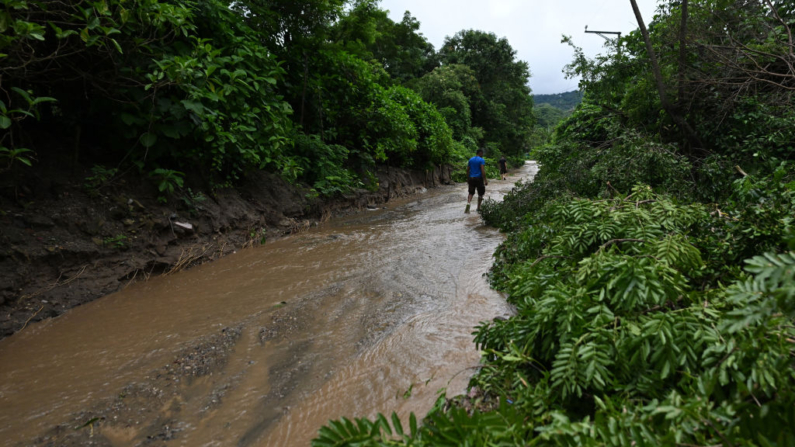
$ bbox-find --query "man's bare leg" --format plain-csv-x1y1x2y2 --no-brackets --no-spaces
477,196,483,211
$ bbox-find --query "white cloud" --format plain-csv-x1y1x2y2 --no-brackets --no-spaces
488,0,522,18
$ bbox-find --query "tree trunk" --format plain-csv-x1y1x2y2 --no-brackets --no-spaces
677,0,688,107
300,52,308,127
629,0,703,151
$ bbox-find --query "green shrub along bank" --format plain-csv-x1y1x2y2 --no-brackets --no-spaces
1,0,534,198
314,0,795,445
1,0,294,183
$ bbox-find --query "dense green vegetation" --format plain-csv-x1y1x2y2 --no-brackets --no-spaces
530,91,582,151
533,103,569,129
533,90,583,112
1,0,534,197
314,0,795,445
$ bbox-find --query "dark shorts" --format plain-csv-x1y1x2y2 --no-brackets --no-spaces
499,164,508,174
468,176,485,196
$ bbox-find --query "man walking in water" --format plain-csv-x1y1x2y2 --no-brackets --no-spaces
465,149,487,214
498,155,508,180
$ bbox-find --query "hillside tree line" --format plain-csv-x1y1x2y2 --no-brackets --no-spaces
0,0,535,196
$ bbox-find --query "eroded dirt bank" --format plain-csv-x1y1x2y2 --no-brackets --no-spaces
0,165,452,339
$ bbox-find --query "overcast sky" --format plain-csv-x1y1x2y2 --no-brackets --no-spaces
379,0,660,95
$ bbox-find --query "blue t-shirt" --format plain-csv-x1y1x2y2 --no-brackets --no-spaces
468,156,485,178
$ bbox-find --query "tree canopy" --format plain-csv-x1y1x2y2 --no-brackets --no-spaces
1,0,535,195
437,30,536,158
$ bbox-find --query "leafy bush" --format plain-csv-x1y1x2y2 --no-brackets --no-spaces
385,86,453,168
471,188,795,446
103,234,128,249
84,165,119,193
411,64,481,142
2,0,515,194
2,0,292,183
482,104,694,231
309,51,454,171
0,147,34,172
293,133,362,197
0,87,55,172
150,168,185,203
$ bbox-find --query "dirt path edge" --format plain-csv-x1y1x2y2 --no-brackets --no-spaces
0,164,453,340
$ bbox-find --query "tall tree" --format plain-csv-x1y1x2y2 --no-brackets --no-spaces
438,30,535,156
231,0,346,128
332,1,437,83
231,0,345,54
629,0,703,150
412,64,483,141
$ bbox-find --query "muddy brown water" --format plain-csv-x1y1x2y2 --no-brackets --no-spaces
0,162,537,447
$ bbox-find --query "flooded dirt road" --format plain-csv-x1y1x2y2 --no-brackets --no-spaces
0,162,537,447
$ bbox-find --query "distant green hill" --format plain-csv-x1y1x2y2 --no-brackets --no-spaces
534,103,568,129
532,91,583,129
533,90,583,111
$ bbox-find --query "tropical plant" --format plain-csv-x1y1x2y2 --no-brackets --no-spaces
2,0,292,183
0,87,56,172
150,168,184,203
84,165,119,192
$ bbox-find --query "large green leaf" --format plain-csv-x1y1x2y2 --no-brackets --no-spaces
139,132,157,148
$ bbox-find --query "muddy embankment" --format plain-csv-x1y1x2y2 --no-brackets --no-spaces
0,165,453,339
